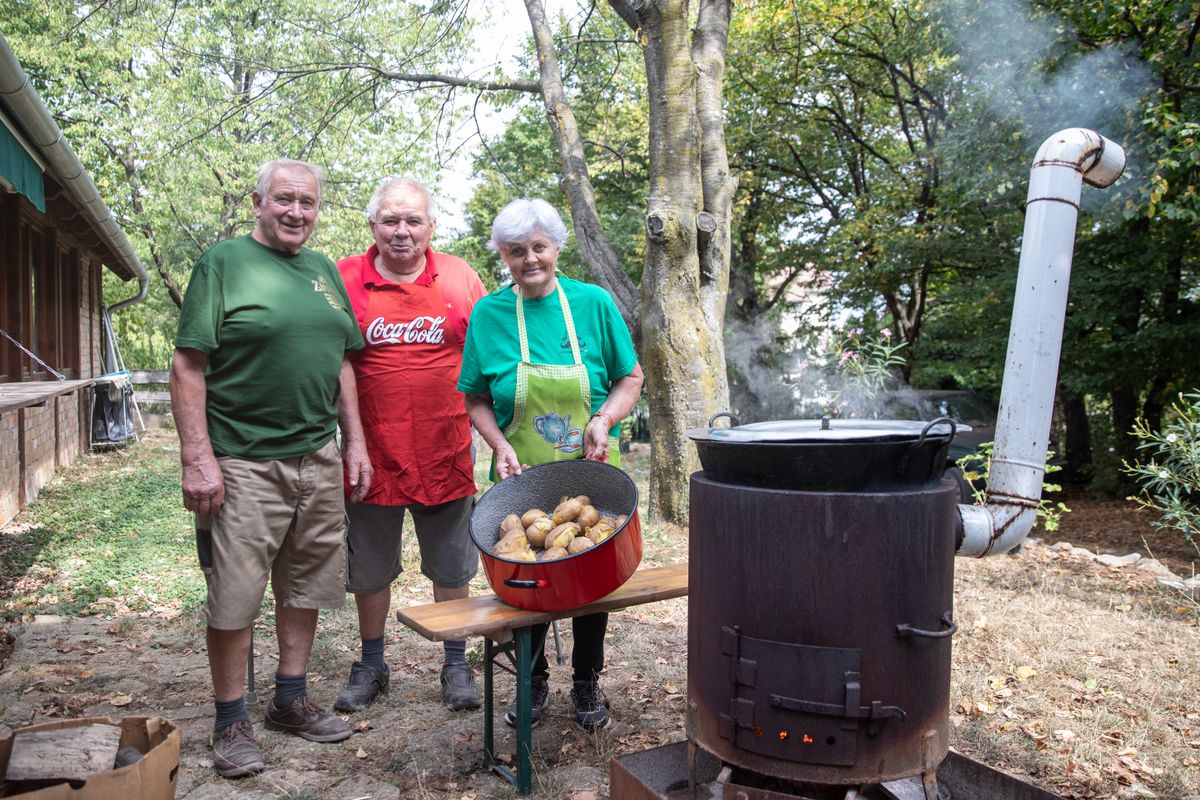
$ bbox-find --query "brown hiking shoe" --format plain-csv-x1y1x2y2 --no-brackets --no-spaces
265,695,352,743
211,720,265,778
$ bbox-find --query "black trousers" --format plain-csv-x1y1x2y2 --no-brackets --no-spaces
528,612,608,683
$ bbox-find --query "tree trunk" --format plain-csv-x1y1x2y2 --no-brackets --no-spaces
524,0,641,330
1059,391,1091,484
631,0,733,523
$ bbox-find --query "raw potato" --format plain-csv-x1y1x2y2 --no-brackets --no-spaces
576,504,601,530
520,508,547,528
552,497,583,525
493,533,528,555
541,546,569,561
567,536,594,555
500,514,525,537
525,516,555,548
548,522,581,550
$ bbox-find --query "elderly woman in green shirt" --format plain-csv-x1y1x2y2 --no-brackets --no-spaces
458,198,643,731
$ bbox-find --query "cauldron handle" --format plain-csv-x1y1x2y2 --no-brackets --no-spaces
918,416,956,443
708,411,738,431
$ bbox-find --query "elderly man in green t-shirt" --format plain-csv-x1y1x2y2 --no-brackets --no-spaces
170,159,372,779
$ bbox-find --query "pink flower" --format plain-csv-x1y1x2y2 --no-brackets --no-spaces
880,327,892,339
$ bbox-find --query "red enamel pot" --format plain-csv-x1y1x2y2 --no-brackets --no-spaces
471,460,643,611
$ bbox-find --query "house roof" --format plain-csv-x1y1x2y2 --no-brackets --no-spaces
0,31,149,291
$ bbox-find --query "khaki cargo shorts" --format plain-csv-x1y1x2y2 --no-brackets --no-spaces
197,439,347,630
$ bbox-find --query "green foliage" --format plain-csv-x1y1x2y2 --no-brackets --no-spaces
0,441,204,621
828,329,908,416
3,0,462,367
1123,392,1200,555
448,6,647,289
958,443,1070,532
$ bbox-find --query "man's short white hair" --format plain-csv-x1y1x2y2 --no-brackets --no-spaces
365,177,439,223
488,198,568,250
255,159,326,207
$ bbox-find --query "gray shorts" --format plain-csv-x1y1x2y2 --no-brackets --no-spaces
345,495,478,593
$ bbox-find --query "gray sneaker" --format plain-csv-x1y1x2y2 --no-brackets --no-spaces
570,680,611,731
211,720,265,778
440,662,482,711
503,677,550,728
335,661,389,712
265,695,352,743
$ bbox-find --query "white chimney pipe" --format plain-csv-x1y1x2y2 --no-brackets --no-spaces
957,128,1126,557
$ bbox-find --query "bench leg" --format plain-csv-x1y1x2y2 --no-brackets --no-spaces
483,628,534,796
483,638,495,769
515,626,532,795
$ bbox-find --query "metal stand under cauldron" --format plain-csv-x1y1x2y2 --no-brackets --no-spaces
610,129,1128,800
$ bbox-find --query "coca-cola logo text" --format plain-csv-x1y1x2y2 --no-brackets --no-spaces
366,315,447,345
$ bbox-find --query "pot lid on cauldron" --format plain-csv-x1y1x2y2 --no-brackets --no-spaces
687,414,967,444
686,413,967,492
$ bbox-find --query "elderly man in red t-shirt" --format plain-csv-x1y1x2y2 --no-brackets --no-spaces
334,177,487,712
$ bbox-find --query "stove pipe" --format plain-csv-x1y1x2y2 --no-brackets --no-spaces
957,128,1126,557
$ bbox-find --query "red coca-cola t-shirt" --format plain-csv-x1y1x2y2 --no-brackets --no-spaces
337,246,487,506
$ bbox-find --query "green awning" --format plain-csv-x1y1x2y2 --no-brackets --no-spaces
0,117,44,211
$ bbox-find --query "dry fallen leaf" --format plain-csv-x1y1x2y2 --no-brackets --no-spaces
1015,665,1037,681
665,682,679,694
356,747,367,759
109,693,133,707
1053,729,1075,741
570,789,599,800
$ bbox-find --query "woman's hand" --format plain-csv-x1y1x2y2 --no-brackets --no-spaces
584,413,613,462
494,442,526,479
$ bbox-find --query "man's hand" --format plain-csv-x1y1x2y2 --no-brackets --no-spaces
344,440,373,503
182,450,225,517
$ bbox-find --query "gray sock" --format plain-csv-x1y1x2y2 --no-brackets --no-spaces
361,636,386,670
273,672,306,709
214,696,249,732
443,639,467,665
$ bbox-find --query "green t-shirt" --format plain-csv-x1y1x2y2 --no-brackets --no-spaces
175,235,365,459
457,276,639,433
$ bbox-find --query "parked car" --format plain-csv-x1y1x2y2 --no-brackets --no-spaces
877,389,997,502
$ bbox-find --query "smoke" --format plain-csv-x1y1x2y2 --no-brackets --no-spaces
938,0,1153,208
723,316,921,423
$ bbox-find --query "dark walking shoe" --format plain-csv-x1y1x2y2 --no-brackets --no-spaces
441,662,482,711
211,720,265,778
570,680,611,731
334,661,389,712
503,677,550,728
265,695,352,742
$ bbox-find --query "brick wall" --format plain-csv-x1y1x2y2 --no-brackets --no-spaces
0,390,89,529
22,403,55,510
0,412,18,527
56,390,82,468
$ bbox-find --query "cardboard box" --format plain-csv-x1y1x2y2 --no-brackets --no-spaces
0,717,178,799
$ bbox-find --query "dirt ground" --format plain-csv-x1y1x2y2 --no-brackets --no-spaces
0,455,1197,799
1052,488,1198,578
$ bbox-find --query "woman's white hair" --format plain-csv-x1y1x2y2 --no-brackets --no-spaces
488,198,568,250
255,159,326,207
365,177,439,223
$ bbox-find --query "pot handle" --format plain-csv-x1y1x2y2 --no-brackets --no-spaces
504,579,548,589
708,411,739,431
918,416,956,444
895,611,957,639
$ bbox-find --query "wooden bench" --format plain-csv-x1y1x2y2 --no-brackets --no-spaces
396,563,688,796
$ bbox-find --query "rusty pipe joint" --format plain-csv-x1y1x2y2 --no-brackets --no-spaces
956,129,1125,558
